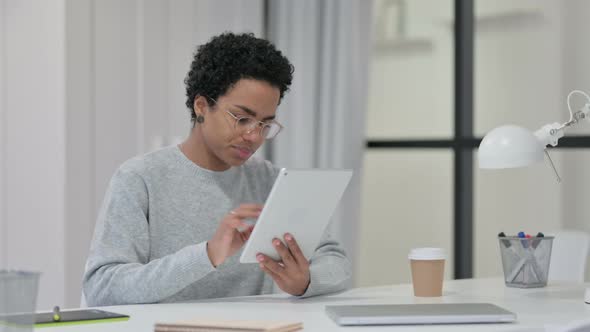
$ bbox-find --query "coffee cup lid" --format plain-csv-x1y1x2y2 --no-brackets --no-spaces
408,247,446,260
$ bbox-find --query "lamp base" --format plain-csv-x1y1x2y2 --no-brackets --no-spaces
585,287,590,304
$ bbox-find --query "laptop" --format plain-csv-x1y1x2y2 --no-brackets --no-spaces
325,303,517,326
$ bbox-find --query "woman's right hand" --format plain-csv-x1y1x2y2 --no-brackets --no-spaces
206,204,263,267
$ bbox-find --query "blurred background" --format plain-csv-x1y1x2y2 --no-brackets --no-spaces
1,0,590,309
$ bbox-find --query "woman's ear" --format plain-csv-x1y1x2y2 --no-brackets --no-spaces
193,96,208,115
193,96,212,122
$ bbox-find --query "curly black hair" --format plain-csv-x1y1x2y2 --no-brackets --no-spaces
184,32,294,124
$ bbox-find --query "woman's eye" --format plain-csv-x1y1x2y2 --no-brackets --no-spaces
237,117,253,126
261,125,270,136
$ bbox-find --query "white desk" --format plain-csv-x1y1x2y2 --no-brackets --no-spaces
42,278,590,331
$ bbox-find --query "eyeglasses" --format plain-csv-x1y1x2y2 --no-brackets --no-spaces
223,110,283,139
206,96,284,139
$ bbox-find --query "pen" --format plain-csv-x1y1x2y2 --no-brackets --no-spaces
532,232,544,249
498,232,511,248
53,306,61,322
518,231,529,248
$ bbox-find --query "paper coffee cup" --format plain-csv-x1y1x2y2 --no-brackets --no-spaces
408,248,446,297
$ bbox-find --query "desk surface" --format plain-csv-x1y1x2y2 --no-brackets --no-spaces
42,278,590,331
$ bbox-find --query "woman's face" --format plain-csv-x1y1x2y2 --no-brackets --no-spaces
193,78,281,170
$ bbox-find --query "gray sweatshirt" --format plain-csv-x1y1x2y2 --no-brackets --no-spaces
83,145,351,306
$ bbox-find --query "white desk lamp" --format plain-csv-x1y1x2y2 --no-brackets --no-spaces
477,90,590,304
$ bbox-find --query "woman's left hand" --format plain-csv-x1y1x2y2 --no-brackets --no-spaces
257,233,310,296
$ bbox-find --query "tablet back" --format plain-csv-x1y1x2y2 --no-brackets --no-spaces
239,169,353,263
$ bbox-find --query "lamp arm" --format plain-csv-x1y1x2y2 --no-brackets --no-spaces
575,102,590,123
534,91,590,148
534,123,564,147
554,101,590,132
531,92,590,183
533,123,564,183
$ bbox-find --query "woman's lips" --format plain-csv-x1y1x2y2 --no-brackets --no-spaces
233,146,253,159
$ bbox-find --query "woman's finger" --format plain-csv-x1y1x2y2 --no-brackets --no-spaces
284,233,308,266
257,254,286,278
259,263,283,282
272,238,296,268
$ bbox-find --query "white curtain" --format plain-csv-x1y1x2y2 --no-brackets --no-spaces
268,0,373,284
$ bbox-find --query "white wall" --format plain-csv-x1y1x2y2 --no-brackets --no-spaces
0,0,5,269
562,0,590,233
64,0,95,308
1,0,67,309
2,0,264,309
561,0,590,280
358,150,454,286
358,0,454,287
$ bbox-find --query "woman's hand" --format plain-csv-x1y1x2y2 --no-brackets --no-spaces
207,204,262,267
257,233,311,296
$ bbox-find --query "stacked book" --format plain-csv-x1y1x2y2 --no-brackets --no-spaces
154,319,303,332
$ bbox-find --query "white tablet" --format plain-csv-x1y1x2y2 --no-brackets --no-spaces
239,168,353,263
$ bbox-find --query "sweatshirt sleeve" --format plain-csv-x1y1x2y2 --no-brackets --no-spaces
299,226,352,298
82,168,216,306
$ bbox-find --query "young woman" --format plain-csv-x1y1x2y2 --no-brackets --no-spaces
83,32,351,306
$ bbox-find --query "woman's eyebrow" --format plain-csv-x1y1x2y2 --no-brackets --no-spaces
234,104,275,120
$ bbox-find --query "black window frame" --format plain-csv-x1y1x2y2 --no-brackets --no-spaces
367,0,590,279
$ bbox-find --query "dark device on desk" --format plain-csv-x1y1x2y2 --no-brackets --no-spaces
34,308,129,327
325,303,517,325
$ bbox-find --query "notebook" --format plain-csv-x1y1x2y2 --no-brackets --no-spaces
0,309,129,328
154,319,303,332
325,303,517,325
35,309,129,327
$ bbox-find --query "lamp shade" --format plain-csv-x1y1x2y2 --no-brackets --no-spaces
478,125,545,169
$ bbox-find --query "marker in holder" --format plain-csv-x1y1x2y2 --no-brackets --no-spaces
498,235,554,288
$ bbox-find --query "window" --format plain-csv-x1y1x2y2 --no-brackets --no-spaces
361,0,590,286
